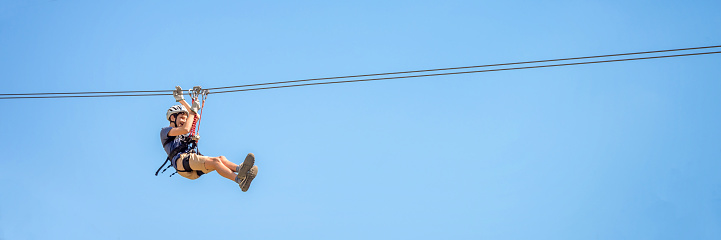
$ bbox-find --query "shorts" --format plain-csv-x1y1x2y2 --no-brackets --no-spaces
175,153,214,180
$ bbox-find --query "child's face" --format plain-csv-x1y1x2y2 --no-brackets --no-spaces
174,113,188,126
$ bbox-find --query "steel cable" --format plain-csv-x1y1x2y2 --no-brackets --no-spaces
1,45,719,99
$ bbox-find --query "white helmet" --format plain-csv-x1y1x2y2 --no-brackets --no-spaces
166,105,189,121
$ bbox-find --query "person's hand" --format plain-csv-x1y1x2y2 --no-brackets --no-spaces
173,86,185,102
190,99,201,114
190,134,200,141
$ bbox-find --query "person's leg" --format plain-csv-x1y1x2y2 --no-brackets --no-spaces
218,156,239,172
198,156,238,181
174,153,201,180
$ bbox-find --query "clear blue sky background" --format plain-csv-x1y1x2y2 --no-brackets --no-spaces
1,0,720,239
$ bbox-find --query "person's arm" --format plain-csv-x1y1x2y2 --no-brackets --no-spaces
168,86,198,137
168,109,195,136
178,99,195,115
174,86,201,116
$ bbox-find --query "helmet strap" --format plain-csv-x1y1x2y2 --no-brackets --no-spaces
170,113,179,127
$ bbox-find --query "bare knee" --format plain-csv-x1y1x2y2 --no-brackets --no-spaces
209,157,222,165
219,156,228,161
204,157,223,170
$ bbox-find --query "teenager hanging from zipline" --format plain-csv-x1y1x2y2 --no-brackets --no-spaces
156,86,258,192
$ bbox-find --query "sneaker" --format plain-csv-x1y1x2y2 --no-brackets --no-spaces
235,153,255,175
239,166,258,192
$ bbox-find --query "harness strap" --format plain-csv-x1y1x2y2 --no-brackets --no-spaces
155,158,171,176
181,155,192,172
155,138,192,176
156,141,206,177
179,155,205,177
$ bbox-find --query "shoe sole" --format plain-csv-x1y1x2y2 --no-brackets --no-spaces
237,153,255,176
240,166,258,192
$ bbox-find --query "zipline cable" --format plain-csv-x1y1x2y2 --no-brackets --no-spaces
4,45,719,96
205,45,721,91
0,89,171,96
0,93,169,99
3,45,719,97
208,50,721,93
1,46,720,99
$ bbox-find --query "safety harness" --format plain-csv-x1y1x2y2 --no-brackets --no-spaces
155,86,209,177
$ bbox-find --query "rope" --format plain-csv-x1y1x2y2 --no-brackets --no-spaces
188,88,208,138
189,93,199,137
196,92,207,137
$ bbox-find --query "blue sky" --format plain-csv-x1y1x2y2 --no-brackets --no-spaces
1,0,720,239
